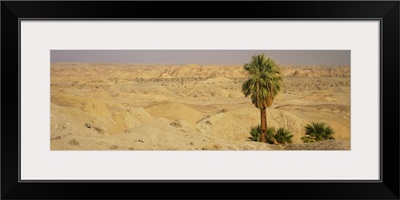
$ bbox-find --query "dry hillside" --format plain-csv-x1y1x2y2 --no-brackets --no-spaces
50,63,350,150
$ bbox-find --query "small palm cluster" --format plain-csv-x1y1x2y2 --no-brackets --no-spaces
301,122,335,143
248,125,293,145
274,128,294,145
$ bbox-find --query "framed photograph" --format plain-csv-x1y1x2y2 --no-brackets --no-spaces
2,1,399,199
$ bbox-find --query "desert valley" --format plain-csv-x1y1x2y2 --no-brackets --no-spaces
51,63,350,150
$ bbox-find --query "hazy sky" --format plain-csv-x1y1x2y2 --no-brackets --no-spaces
51,50,350,66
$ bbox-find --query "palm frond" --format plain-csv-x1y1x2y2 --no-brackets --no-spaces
302,122,335,143
275,128,293,144
241,54,283,109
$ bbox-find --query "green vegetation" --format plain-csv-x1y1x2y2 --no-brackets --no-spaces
248,125,275,143
274,128,293,144
248,125,293,145
301,122,335,143
242,54,283,142
248,125,261,142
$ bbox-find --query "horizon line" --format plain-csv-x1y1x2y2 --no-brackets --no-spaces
50,62,350,67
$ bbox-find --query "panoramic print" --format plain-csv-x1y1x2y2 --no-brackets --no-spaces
50,50,350,150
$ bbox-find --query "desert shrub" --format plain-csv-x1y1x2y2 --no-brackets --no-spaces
301,122,335,143
248,125,261,142
248,125,275,142
248,125,292,145
265,127,276,144
274,128,293,144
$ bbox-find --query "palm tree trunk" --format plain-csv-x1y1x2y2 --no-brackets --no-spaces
260,108,267,142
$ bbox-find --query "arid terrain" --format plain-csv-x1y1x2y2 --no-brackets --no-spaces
50,63,350,150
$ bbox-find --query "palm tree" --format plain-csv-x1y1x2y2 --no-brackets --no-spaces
242,54,283,142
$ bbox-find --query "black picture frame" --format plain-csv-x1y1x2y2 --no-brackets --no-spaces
2,1,399,199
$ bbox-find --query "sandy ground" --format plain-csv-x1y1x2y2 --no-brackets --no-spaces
50,63,350,150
